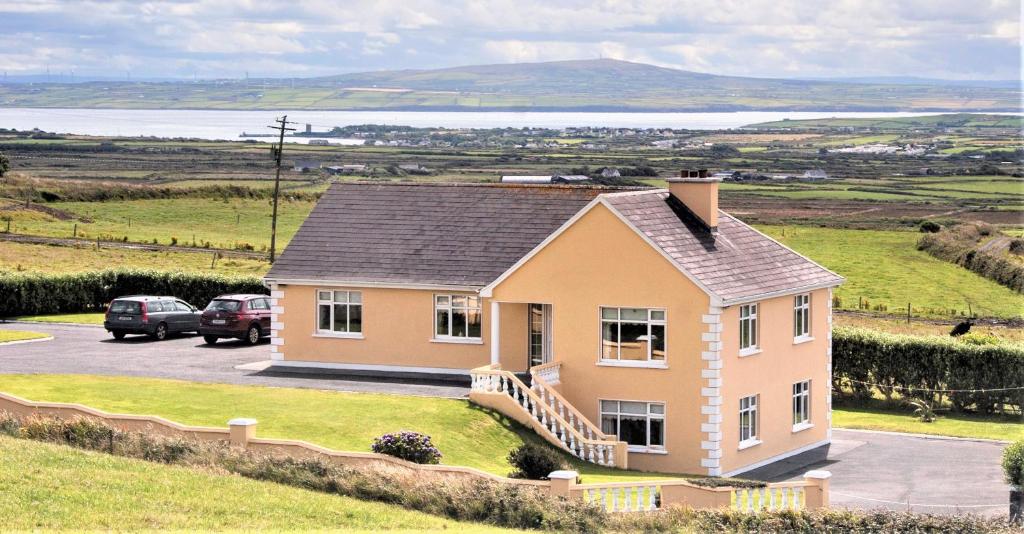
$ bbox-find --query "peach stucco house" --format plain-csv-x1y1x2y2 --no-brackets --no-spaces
264,174,843,476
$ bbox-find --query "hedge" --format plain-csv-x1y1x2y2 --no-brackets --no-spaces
918,223,1024,294
833,326,1024,415
0,270,266,317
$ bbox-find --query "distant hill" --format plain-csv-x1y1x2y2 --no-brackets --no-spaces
743,113,1023,130
0,59,1019,112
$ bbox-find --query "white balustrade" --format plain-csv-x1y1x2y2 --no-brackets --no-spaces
733,486,805,512
584,485,659,512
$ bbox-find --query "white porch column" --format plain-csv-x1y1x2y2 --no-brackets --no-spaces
490,300,500,365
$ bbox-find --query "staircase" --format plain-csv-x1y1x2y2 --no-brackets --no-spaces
469,363,628,469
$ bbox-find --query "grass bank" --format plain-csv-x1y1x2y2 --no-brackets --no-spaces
0,329,49,343
832,404,1023,442
0,436,511,532
759,225,1023,319
0,374,673,483
11,312,105,325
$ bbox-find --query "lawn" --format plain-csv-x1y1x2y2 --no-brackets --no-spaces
832,404,1023,442
12,312,105,324
0,197,316,251
0,329,50,343
0,374,675,483
759,226,1024,319
0,240,269,275
0,436,512,532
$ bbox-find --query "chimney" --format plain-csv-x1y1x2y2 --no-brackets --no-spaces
666,169,719,231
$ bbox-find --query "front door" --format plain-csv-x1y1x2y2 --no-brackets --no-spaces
528,303,551,367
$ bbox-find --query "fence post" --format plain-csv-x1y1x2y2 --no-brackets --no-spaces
228,418,257,447
803,470,832,509
548,470,579,500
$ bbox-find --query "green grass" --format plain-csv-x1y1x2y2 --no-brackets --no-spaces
759,226,1024,319
833,405,1023,442
13,313,105,324
0,240,270,275
0,329,49,343
0,374,674,483
0,436,512,532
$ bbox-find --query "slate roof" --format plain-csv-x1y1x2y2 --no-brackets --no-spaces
602,190,843,303
266,182,605,287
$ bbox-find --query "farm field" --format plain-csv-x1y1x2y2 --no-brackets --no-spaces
834,312,1024,342
0,374,678,483
758,225,1024,319
0,240,269,274
0,436,510,532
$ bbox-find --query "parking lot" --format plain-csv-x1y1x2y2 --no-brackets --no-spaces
0,322,470,397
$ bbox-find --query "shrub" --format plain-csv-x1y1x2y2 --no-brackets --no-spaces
688,477,766,489
507,443,567,480
919,220,941,233
1010,239,1024,255
371,431,441,464
1004,440,1024,487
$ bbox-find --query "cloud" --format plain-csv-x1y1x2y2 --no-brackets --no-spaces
0,0,1018,80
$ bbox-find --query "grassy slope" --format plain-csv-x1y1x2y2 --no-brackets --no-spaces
0,329,49,342
0,374,674,483
759,226,1023,319
0,436,512,532
0,240,269,275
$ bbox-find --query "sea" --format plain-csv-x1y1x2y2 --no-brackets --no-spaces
0,108,1015,144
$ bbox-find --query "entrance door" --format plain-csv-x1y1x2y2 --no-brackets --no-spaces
528,303,552,367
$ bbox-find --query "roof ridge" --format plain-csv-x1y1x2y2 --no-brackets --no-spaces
331,180,651,192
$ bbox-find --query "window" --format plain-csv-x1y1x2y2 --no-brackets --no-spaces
793,381,811,427
794,294,811,339
317,290,362,335
249,298,270,311
435,295,481,339
174,301,193,312
600,307,666,363
739,395,759,446
739,304,759,353
600,400,665,451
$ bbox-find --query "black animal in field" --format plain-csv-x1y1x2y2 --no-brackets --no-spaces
949,320,973,337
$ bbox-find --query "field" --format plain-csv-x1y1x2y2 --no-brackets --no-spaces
0,436,510,532
0,329,49,343
0,240,269,274
0,374,676,483
759,226,1023,319
832,404,1023,441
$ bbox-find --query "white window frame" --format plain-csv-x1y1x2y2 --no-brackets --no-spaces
739,303,760,356
792,380,813,432
738,394,760,449
315,289,364,339
598,307,667,367
599,399,667,453
793,293,812,342
433,294,482,343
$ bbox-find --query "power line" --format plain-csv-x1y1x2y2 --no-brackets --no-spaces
267,115,296,264
842,378,1024,394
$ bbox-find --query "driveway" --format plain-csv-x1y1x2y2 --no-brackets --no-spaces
751,429,1010,517
0,322,469,398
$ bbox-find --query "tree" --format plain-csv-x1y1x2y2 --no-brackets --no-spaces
0,152,8,178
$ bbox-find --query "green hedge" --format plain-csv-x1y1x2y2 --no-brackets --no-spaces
833,326,1024,415
0,270,266,317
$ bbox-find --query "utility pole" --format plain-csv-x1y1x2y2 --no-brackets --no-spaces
267,115,296,263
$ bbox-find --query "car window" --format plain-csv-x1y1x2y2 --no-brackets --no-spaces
206,300,241,312
109,300,141,314
148,301,164,312
249,299,268,310
262,298,272,310
175,301,193,312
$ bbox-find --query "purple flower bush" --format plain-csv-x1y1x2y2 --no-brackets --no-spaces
371,431,442,464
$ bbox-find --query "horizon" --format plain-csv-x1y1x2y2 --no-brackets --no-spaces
1,1,1020,82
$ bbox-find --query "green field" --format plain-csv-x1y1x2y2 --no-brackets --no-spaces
759,226,1024,319
0,329,49,343
0,436,510,532
12,313,105,324
832,404,1023,441
0,240,269,274
0,374,675,483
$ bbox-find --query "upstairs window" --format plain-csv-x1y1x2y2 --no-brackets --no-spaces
739,304,759,354
435,295,482,339
600,307,666,363
794,294,811,339
317,290,362,335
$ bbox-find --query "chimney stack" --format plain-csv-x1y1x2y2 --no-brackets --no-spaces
666,169,719,231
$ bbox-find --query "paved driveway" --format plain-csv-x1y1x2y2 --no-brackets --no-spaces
0,322,1012,516
0,322,468,397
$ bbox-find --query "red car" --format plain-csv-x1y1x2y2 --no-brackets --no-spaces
199,294,272,345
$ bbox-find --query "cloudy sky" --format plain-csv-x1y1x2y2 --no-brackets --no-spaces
1,0,1020,81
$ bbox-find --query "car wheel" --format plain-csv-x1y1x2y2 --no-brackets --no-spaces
112,331,126,340
152,323,168,341
203,335,219,345
245,325,261,345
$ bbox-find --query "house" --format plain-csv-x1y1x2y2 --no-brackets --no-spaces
264,172,843,477
801,170,829,180
600,167,621,178
293,160,321,172
324,164,367,175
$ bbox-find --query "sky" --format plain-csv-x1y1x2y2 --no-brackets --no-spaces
0,0,1020,81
